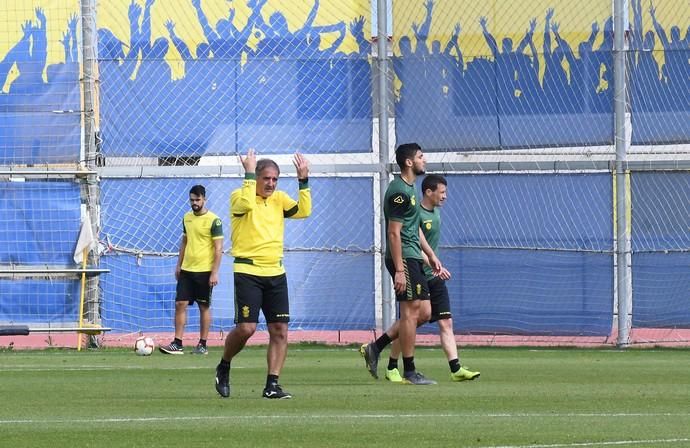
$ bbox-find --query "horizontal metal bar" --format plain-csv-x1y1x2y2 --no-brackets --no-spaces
97,160,690,177
27,327,112,333
0,169,97,176
0,268,109,276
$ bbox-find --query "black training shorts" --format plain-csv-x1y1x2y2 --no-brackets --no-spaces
428,276,452,322
176,270,212,306
385,257,430,302
233,272,290,324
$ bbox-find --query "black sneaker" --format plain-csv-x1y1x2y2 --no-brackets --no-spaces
262,383,292,399
215,363,230,398
191,344,208,355
402,371,437,385
159,342,184,355
359,343,379,379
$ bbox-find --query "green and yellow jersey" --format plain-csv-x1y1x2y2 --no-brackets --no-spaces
181,210,223,272
384,175,422,260
420,205,441,280
231,174,311,277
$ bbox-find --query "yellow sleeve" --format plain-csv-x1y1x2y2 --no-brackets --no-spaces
231,174,257,215
283,180,311,219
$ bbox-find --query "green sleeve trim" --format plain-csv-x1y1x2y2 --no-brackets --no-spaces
284,204,299,218
210,218,223,238
298,178,309,190
244,173,256,180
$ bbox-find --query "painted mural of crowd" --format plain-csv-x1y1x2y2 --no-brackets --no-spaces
97,0,370,140
0,8,81,163
93,0,372,154
1,0,688,157
395,0,689,119
0,0,371,158
0,8,80,101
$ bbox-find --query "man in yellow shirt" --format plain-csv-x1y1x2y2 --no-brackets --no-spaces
215,149,311,399
160,185,223,355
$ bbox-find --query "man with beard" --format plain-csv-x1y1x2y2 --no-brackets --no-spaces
383,174,480,383
160,185,224,355
361,143,442,385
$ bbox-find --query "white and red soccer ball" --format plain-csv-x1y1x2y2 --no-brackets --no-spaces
134,336,155,356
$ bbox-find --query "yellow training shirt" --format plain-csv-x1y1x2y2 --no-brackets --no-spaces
180,210,223,272
231,174,311,276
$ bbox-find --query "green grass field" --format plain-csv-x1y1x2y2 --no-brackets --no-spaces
2,345,690,447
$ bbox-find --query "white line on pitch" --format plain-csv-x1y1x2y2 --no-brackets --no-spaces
486,438,690,448
0,365,244,372
1,413,689,425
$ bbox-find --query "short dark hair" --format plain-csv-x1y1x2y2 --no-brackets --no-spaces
395,142,421,170
189,184,206,197
256,159,280,176
421,174,447,194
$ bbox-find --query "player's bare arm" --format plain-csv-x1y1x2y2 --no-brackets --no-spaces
388,220,406,294
419,228,442,275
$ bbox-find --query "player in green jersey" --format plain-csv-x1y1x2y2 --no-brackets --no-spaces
361,143,442,385
385,174,480,383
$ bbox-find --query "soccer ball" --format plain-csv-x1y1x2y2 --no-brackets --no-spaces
134,336,155,356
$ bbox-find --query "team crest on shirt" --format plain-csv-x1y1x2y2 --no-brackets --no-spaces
242,306,250,318
411,196,416,206
416,284,422,295
424,221,432,230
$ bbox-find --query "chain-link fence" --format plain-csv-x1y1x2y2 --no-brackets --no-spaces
0,0,688,346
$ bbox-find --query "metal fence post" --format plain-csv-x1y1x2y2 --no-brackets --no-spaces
614,0,632,347
377,0,393,332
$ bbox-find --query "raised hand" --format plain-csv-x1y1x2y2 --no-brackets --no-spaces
546,8,554,21
68,14,78,33
552,22,560,34
453,23,461,37
479,16,488,30
129,1,142,22
528,18,537,34
425,0,434,12
61,31,71,49
238,148,256,175
21,20,33,37
35,7,46,27
164,19,175,34
349,15,365,36
293,152,309,180
191,0,201,9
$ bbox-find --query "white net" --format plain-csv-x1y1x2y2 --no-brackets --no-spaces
97,175,377,335
0,0,688,347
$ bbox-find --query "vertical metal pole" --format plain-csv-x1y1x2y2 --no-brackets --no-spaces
614,0,631,347
377,0,393,331
81,0,102,346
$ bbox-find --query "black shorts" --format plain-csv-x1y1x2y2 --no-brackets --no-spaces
233,272,289,324
428,276,452,323
385,258,430,302
176,270,212,306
